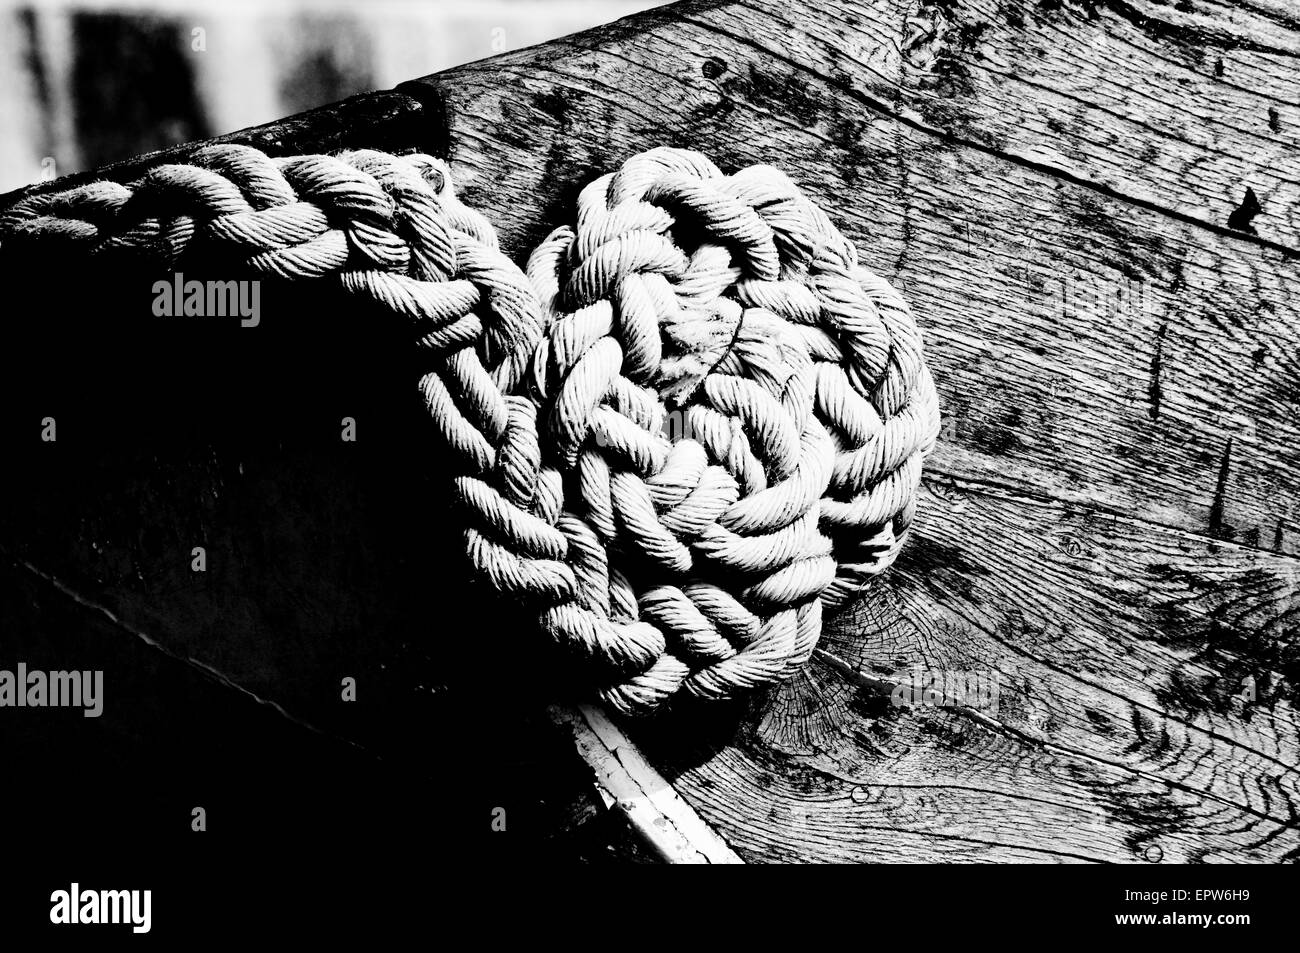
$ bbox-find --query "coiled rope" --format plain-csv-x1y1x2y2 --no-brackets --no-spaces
0,144,940,715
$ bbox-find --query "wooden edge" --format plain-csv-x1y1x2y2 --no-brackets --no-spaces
0,89,430,207
547,703,744,864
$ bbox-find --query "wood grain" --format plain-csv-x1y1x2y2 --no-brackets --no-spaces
401,0,1300,860
410,0,1300,562
752,0,1300,250
0,0,1296,862
642,699,1300,862
621,472,1299,862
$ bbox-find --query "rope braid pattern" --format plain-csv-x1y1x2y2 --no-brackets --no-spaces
0,144,940,715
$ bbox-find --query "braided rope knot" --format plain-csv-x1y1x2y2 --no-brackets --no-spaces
454,148,940,713
0,144,939,716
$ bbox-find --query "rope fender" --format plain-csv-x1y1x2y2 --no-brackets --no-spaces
0,144,941,715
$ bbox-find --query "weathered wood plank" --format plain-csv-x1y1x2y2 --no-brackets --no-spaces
398,0,1300,860
2,0,1297,863
549,703,744,862
621,472,1299,862
756,0,1300,249
408,0,1300,563
639,697,1300,862
838,475,1297,840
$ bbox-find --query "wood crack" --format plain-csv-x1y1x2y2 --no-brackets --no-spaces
923,465,1300,565
817,648,1300,829
684,10,1300,258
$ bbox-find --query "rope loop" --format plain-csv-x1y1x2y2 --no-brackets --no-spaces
0,144,940,715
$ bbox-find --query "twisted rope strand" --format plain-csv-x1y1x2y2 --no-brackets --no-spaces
0,144,941,715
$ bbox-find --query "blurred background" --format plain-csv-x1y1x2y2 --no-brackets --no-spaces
0,0,667,193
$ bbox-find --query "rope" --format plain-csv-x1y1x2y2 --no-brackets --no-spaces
0,144,941,715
